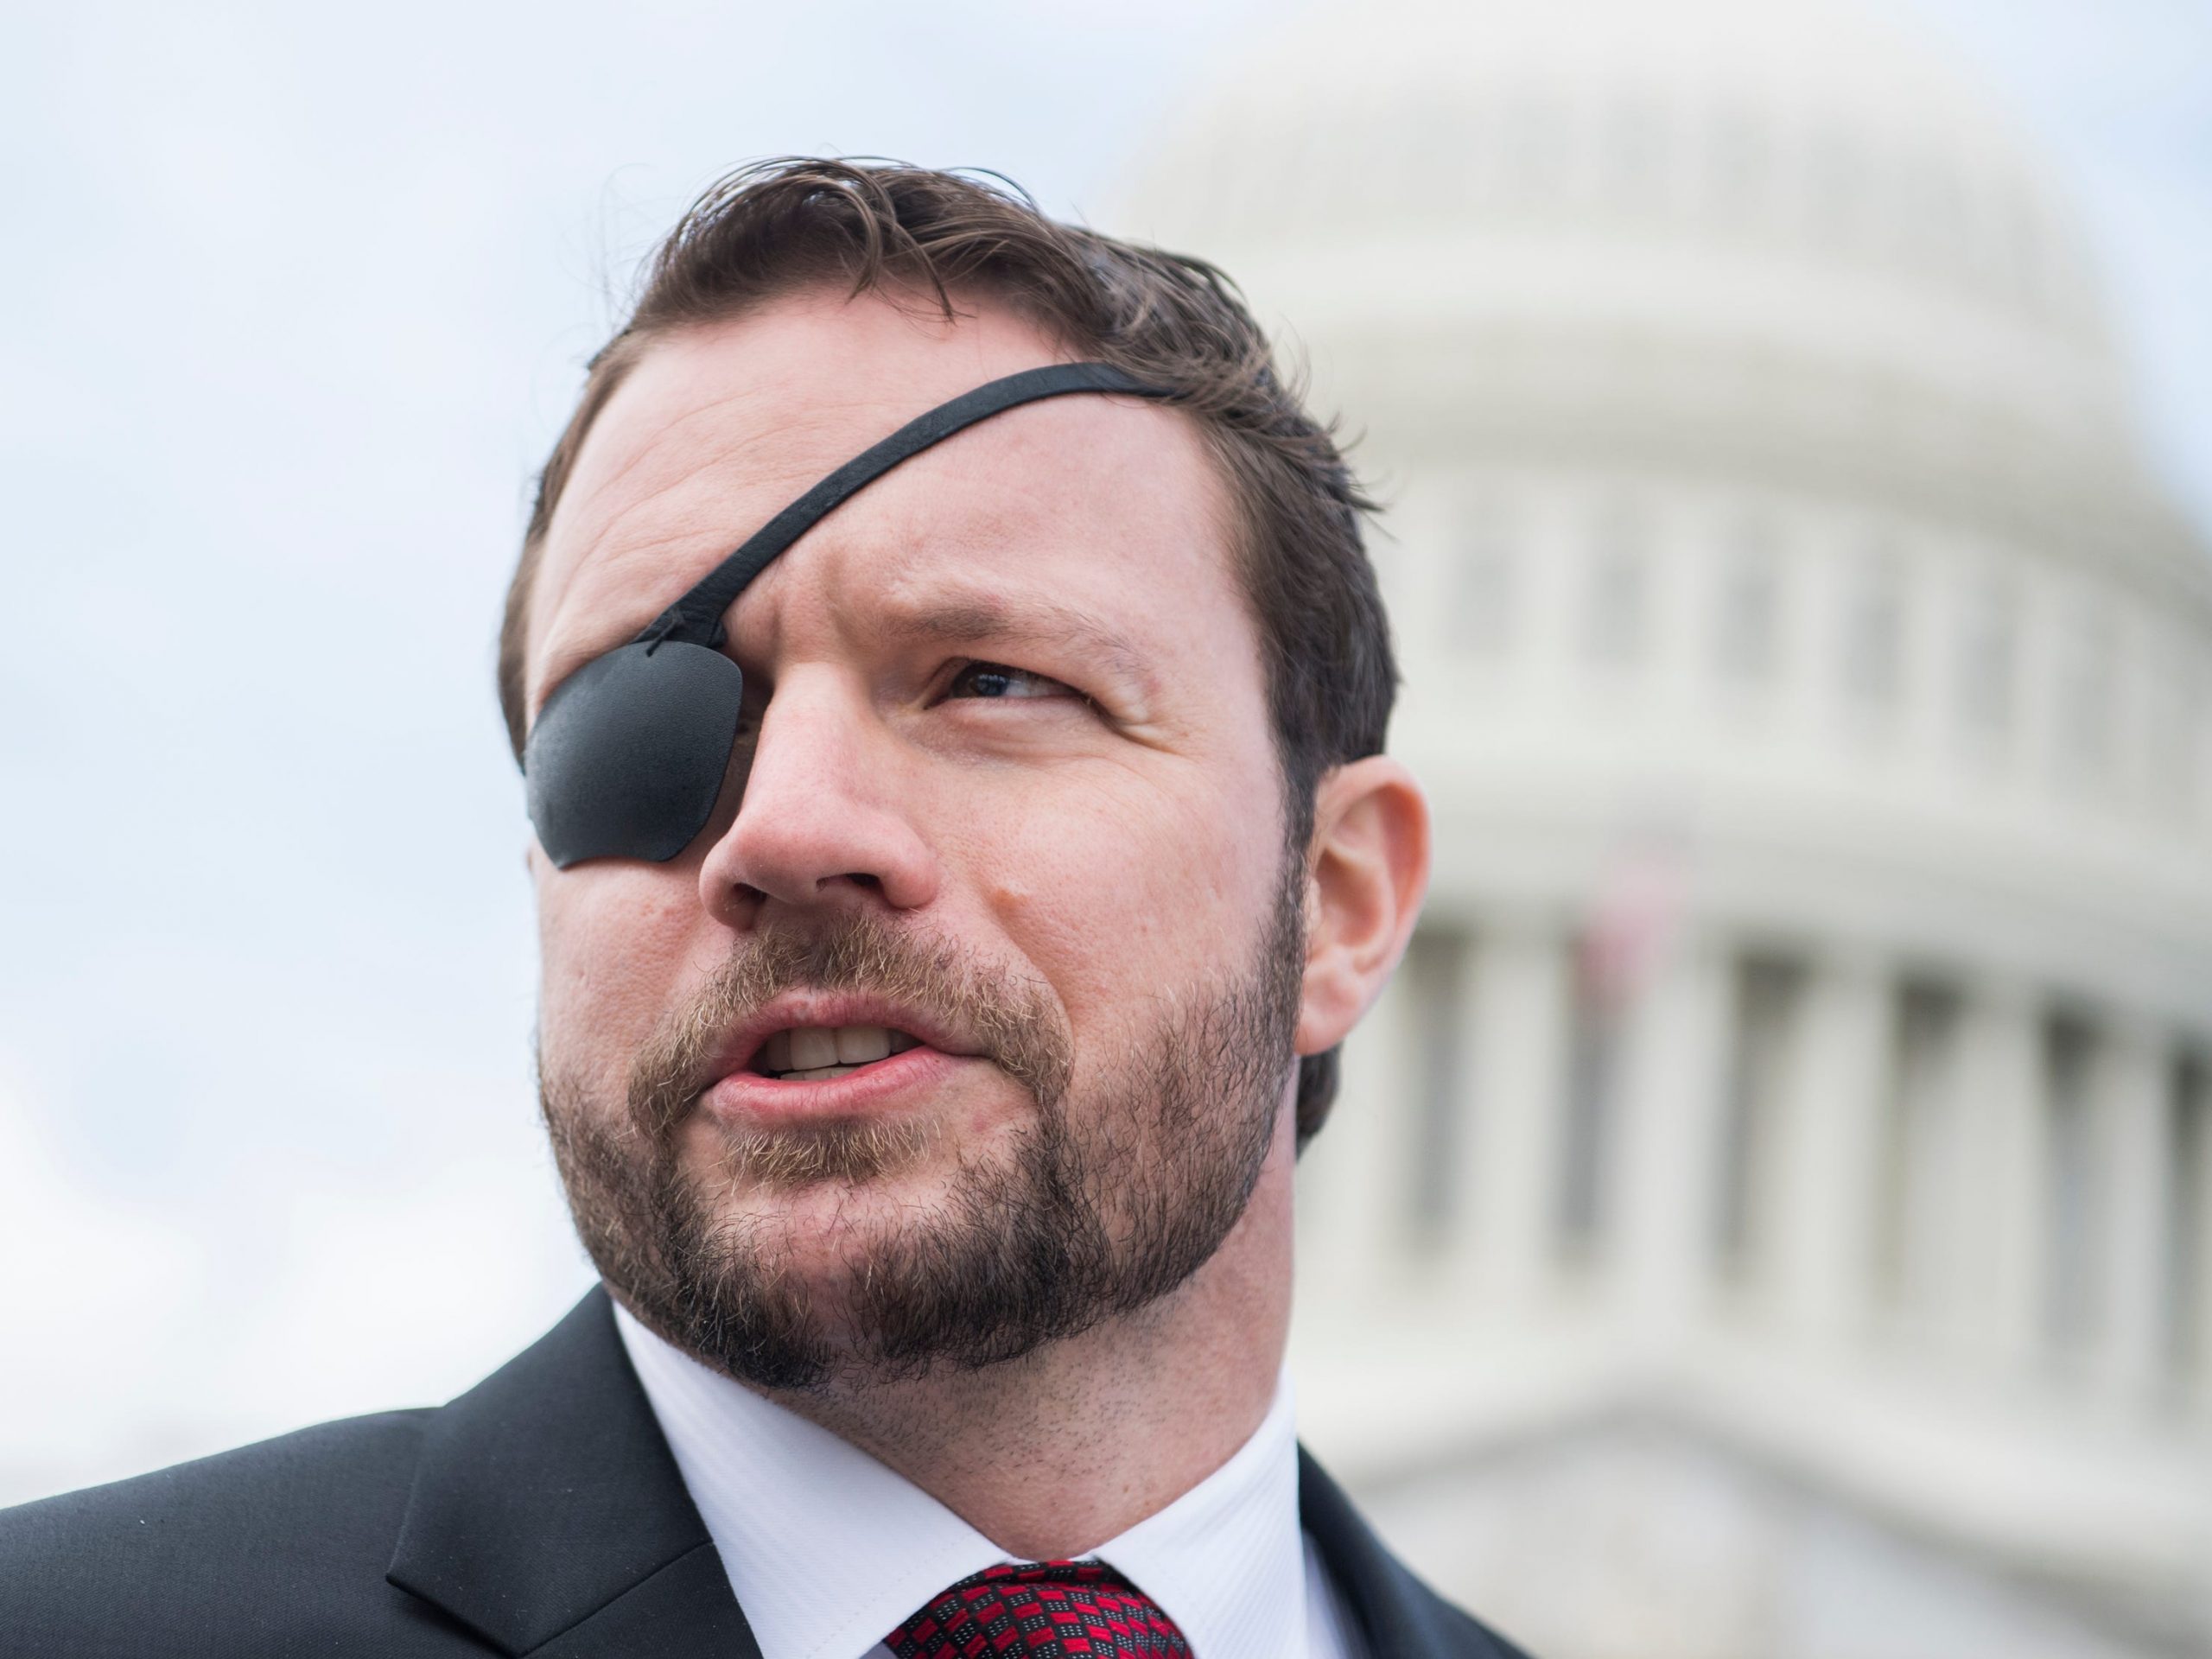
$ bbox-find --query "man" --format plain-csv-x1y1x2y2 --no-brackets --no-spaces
1,159,1522,1658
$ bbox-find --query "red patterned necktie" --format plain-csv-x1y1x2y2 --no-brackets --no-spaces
884,1560,1192,1657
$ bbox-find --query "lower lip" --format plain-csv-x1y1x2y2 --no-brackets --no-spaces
698,1046,969,1126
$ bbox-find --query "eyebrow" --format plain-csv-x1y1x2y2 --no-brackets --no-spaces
875,593,1158,694
533,586,1160,728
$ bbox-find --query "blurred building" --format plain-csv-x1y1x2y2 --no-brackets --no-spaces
1122,1,2212,1654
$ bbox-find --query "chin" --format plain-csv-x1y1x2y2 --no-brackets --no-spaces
740,1166,944,1236
676,1119,963,1233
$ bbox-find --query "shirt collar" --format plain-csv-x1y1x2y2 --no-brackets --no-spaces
613,1302,1310,1659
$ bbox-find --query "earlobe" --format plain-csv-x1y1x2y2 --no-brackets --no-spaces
1294,757,1431,1058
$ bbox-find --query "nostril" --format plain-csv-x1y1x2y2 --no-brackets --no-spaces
842,873,882,890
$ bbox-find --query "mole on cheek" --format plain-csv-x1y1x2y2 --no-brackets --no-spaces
986,874,1038,916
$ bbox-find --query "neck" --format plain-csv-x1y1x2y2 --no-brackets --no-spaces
762,1119,1298,1560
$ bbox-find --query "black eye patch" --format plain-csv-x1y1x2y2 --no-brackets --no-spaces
521,362,1173,869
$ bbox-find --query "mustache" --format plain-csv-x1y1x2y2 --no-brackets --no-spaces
626,910,1075,1141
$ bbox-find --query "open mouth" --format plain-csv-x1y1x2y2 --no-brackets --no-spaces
748,1024,926,1082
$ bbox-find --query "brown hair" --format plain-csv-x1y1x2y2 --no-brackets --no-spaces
499,158,1397,1145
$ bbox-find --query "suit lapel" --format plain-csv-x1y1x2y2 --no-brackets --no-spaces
385,1290,1512,1658
386,1287,758,1656
1299,1446,1529,1659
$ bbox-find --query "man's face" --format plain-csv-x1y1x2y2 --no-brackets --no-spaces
523,288,1304,1389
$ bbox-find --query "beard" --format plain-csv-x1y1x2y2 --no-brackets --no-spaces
539,855,1306,1393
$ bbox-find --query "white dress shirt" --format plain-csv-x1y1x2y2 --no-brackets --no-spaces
613,1304,1363,1659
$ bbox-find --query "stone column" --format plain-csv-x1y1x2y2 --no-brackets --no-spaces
1770,949,1891,1351
1299,961,1420,1307
1956,977,2046,1371
2098,1021,2171,1405
2185,1068,2212,1415
1451,920,1571,1312
1609,931,1732,1335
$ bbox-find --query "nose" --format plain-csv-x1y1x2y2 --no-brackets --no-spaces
696,668,939,925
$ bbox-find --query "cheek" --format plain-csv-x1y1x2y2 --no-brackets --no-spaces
535,869,707,1091
950,752,1279,1027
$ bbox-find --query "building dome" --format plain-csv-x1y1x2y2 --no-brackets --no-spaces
1121,0,2199,587
1115,0,2212,1031
1114,3,2212,1655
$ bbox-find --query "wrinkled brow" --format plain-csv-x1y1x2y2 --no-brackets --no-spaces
875,593,1158,693
533,588,1160,728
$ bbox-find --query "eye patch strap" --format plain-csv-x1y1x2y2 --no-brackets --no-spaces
634,361,1174,653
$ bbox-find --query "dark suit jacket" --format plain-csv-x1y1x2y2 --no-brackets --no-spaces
0,1289,1527,1658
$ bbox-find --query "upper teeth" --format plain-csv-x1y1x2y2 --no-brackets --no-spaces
760,1025,919,1075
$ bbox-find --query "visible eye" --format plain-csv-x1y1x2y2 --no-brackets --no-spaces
943,661,1080,702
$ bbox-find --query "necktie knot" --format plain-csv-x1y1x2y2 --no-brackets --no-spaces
886,1560,1191,1657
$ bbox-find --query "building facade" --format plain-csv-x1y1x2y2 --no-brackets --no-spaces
1122,1,2212,1653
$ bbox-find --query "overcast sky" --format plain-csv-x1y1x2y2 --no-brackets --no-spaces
3,0,2206,1503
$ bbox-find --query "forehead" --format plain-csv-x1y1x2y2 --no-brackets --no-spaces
524,290,1249,715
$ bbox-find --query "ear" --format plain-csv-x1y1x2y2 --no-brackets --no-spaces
1295,756,1431,1057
